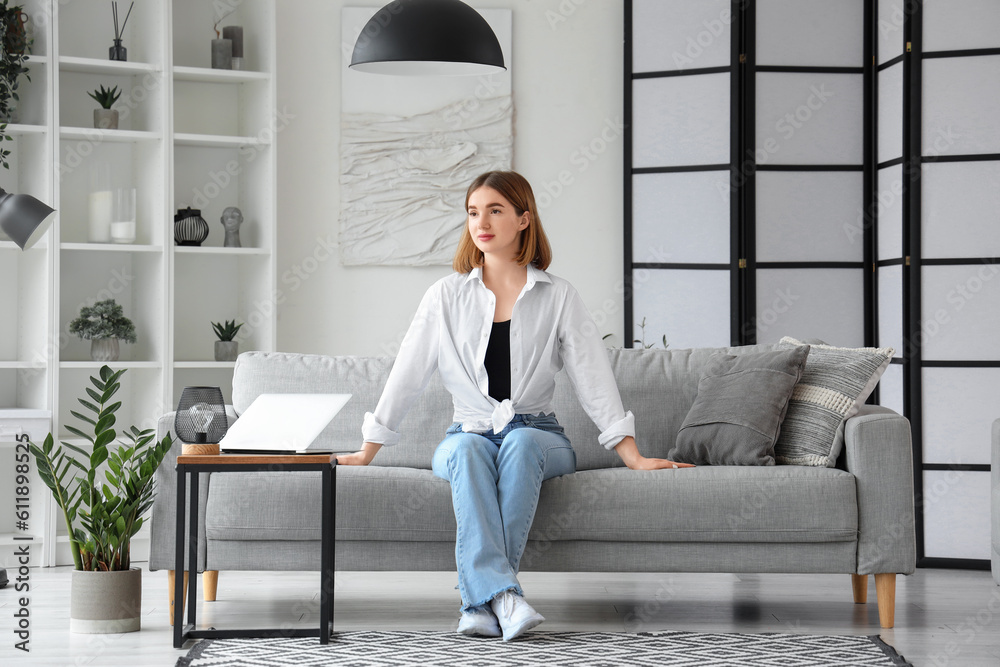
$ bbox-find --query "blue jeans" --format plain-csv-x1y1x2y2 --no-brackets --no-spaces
431,413,576,612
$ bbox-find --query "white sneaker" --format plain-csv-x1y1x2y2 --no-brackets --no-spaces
490,590,544,641
456,606,502,637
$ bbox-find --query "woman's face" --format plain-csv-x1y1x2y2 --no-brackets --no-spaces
467,186,529,261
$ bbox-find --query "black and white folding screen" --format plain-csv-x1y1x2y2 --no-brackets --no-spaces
625,0,999,568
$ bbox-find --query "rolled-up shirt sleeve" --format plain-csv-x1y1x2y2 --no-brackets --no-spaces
558,286,636,449
361,283,442,445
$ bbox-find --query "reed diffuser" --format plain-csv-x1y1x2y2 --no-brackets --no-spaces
109,1,134,61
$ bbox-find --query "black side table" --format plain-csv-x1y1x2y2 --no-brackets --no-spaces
173,454,336,649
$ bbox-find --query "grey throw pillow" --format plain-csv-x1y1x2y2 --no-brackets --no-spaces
669,346,810,466
774,337,894,467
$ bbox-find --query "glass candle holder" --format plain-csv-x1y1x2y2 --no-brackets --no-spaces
109,188,136,244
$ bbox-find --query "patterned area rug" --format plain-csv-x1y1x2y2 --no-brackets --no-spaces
176,630,912,666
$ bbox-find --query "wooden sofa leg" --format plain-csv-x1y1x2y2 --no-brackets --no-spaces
875,573,896,628
167,570,189,626
203,570,219,601
851,574,868,603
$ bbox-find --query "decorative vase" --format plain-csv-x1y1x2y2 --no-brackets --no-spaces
70,568,142,634
90,338,120,362
94,109,119,130
174,207,209,246
215,340,238,362
211,38,233,69
109,38,127,61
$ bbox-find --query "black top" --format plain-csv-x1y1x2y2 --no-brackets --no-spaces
484,319,511,402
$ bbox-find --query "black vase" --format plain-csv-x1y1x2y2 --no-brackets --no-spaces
174,207,209,246
109,38,127,61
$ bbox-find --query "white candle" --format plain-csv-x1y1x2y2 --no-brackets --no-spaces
88,191,112,243
110,220,135,244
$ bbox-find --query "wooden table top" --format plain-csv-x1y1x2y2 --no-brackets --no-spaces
176,453,336,465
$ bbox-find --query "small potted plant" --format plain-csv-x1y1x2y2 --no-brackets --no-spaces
212,319,243,361
69,298,137,361
0,2,31,167
88,85,121,129
30,365,173,633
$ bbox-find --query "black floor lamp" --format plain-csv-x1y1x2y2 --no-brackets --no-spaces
0,186,55,250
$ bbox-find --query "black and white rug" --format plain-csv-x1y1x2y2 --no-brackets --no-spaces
176,630,912,666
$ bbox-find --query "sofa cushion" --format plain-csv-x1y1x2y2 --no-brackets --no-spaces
774,338,894,467
232,352,452,469
668,347,809,466
531,466,858,543
205,464,857,545
557,345,782,470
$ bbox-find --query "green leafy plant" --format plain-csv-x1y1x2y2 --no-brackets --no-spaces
87,84,121,110
69,299,137,343
29,366,173,571
212,319,243,342
0,2,31,169
602,316,669,350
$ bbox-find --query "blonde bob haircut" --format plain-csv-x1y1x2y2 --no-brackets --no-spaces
453,170,552,273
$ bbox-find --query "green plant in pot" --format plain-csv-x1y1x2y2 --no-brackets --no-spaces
212,319,243,361
29,366,174,633
88,84,121,130
69,298,137,362
0,2,31,168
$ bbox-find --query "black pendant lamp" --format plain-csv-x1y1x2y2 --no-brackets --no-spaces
350,0,505,76
0,187,55,250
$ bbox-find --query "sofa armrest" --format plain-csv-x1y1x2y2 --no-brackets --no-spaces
148,407,237,572
992,418,999,585
844,405,916,576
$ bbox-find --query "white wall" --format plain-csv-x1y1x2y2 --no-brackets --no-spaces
275,0,625,355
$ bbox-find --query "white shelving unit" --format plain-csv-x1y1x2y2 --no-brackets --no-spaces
0,0,276,567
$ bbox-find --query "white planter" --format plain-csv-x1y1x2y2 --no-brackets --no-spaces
94,109,119,129
90,338,120,362
70,568,142,634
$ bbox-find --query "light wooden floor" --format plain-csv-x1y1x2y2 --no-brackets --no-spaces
3,564,999,666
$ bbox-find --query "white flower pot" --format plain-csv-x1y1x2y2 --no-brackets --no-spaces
215,340,238,362
70,568,142,634
90,338,120,362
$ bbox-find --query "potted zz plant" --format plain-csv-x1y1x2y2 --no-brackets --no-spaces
69,298,137,362
89,85,121,129
212,319,243,361
30,366,174,633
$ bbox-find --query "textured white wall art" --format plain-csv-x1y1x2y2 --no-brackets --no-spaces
339,7,513,266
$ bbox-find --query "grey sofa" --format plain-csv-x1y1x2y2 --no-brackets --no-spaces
150,347,916,627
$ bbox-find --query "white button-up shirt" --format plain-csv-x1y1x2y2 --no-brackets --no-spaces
362,265,635,450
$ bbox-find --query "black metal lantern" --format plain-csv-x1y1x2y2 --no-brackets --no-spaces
349,0,505,76
175,386,227,444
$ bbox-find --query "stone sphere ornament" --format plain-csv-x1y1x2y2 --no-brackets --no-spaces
220,206,243,248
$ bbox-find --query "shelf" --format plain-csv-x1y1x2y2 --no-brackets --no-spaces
23,54,49,68
59,361,162,370
61,242,163,253
60,127,162,143
174,132,268,148
0,361,44,370
173,361,237,369
173,66,270,83
173,246,269,255
1,123,47,136
58,56,159,75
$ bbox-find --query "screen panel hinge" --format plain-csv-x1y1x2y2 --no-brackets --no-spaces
738,258,747,269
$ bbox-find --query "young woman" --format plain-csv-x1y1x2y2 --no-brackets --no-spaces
337,171,693,641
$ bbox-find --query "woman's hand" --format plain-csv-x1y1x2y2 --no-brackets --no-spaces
626,456,695,471
336,441,382,466
614,436,695,470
